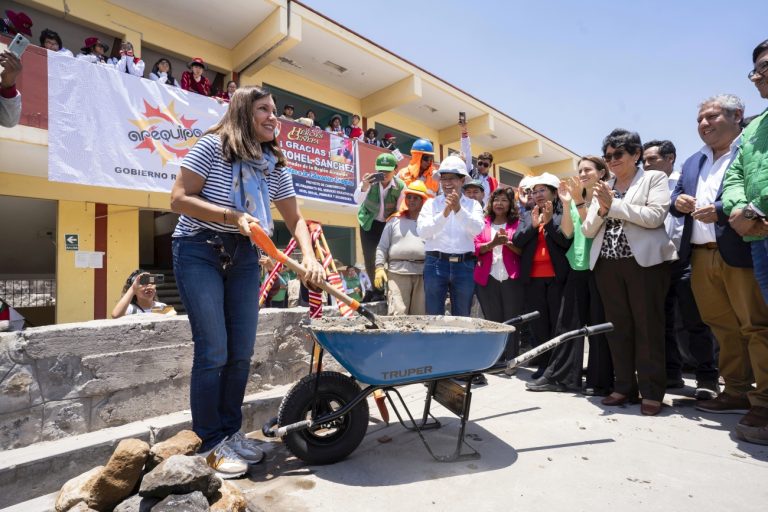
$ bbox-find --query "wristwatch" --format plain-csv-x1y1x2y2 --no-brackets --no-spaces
743,203,765,220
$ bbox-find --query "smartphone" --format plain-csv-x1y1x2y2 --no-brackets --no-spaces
139,274,165,285
459,111,466,124
369,172,385,183
7,33,30,59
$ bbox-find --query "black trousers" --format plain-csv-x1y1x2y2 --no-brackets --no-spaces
664,260,718,382
360,220,386,289
524,276,565,371
476,276,525,360
543,270,613,391
594,258,670,401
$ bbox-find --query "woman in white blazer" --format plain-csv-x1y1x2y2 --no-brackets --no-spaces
581,129,677,416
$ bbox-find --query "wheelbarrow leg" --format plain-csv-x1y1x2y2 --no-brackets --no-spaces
385,387,441,432
383,380,480,463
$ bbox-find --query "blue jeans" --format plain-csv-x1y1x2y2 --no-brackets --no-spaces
173,230,261,452
752,239,768,304
423,254,476,316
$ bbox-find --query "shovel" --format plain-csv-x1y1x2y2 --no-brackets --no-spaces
248,222,383,329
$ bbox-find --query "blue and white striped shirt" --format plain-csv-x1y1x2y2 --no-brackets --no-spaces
173,134,296,237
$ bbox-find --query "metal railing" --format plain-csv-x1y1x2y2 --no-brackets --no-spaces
0,279,56,308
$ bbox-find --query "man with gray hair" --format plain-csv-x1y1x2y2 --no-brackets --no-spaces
670,93,768,444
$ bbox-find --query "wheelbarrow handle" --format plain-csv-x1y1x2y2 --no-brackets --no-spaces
584,322,613,336
506,322,614,370
503,311,540,326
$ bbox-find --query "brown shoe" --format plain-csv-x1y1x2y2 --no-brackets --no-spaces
601,393,638,406
735,406,768,445
641,400,662,416
695,393,750,414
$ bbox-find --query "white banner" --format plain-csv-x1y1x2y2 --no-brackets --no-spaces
48,52,227,192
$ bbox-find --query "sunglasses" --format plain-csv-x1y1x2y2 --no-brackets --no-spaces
748,60,768,81
421,155,434,162
207,236,232,270
477,161,491,168
603,149,626,162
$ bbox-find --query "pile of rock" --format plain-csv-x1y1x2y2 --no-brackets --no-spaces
54,430,247,512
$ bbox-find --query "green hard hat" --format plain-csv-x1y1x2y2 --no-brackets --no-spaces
375,153,398,171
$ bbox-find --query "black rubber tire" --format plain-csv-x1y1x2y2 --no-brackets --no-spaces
277,371,369,465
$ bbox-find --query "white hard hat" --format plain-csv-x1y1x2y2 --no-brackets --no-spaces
519,176,534,189
435,155,469,177
527,172,560,190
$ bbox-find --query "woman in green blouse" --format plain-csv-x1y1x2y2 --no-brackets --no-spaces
526,156,614,395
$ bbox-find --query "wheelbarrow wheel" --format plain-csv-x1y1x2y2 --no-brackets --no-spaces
278,371,369,465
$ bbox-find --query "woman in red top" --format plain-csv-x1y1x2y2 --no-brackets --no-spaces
181,57,211,96
216,80,237,103
512,173,573,379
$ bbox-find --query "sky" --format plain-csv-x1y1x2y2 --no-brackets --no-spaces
302,0,766,166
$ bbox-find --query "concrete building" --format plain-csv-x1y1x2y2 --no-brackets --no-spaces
0,0,578,325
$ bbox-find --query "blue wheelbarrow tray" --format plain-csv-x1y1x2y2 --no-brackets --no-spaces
310,315,516,386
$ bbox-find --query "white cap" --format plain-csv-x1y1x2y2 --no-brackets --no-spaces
518,176,534,190
435,155,469,177
527,172,560,190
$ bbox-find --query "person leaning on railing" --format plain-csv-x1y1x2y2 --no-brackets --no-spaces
149,58,179,87
114,41,144,77
181,57,211,96
0,50,22,128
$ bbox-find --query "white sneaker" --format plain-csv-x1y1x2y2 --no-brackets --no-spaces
201,440,249,479
226,431,265,464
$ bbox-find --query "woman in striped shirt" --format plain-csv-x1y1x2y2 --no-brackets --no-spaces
170,85,324,478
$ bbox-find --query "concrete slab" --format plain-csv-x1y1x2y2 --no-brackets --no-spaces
235,373,768,512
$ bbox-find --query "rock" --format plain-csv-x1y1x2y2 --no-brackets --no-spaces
68,503,99,512
112,494,160,512
55,466,103,512
87,438,150,510
148,430,202,470
210,480,247,512
139,455,220,499
152,491,210,512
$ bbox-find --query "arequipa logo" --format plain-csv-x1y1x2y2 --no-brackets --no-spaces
128,100,204,166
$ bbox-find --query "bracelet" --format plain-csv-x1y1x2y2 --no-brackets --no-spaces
575,202,585,208
223,208,228,224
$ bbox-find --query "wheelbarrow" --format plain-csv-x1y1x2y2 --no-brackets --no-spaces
262,313,614,465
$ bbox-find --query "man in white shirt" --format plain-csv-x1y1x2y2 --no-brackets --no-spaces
0,50,22,128
644,139,717,398
417,155,484,316
671,94,768,424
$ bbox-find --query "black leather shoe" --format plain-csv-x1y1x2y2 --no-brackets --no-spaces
526,380,566,392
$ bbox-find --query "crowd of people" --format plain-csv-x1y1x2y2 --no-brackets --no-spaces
5,7,768,472
349,38,768,449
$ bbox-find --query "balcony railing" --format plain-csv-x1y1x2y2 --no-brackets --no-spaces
0,279,56,308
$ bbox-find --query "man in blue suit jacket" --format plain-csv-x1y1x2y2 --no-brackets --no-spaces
670,95,768,441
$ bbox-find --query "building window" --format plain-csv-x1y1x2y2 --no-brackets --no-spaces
499,167,524,187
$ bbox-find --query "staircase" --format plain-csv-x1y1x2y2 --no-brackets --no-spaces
148,268,185,315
